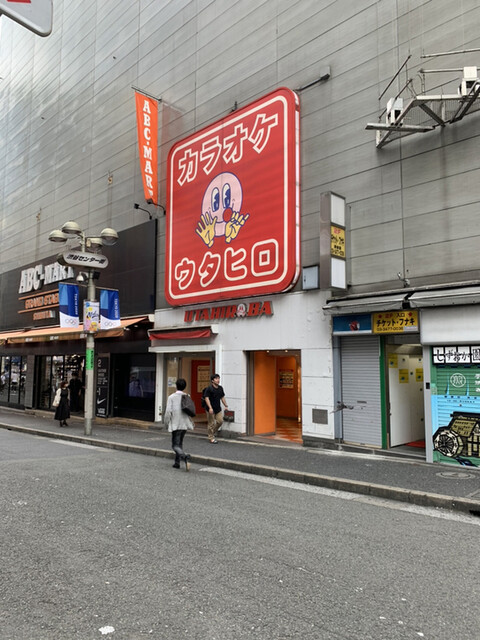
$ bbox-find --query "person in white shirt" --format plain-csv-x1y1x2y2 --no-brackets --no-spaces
164,378,193,471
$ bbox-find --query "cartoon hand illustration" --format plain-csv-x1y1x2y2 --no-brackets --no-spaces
225,211,250,244
196,211,217,247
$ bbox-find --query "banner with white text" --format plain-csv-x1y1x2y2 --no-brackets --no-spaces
100,289,121,329
135,92,158,204
58,283,79,328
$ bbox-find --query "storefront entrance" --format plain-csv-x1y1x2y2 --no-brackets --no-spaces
0,355,28,408
338,335,425,453
386,340,424,448
35,354,84,411
112,353,155,421
164,353,215,423
249,350,302,442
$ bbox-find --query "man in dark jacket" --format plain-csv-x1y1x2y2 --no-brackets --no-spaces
204,373,228,444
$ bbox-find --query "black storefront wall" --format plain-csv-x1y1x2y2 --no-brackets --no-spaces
0,220,157,331
0,221,157,419
96,329,156,421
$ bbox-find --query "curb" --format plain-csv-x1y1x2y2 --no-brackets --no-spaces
3,423,480,516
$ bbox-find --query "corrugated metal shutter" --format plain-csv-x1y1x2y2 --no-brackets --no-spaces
340,336,382,446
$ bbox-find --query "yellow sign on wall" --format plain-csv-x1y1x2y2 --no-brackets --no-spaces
330,225,345,258
372,310,419,334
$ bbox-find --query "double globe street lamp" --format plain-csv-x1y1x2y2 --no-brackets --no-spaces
49,221,118,436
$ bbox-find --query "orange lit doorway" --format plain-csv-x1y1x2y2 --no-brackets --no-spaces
249,350,302,443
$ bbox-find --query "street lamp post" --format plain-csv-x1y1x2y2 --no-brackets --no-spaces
49,221,118,436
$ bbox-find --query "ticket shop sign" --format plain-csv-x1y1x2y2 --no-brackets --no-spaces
373,310,419,334
166,87,300,305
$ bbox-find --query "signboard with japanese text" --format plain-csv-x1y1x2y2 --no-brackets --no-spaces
319,192,346,290
432,345,480,365
61,250,108,269
372,310,419,334
166,87,300,305
330,225,345,258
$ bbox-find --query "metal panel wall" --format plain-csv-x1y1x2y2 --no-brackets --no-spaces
340,336,382,447
1,0,480,303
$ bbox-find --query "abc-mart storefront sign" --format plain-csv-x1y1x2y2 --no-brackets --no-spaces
166,87,300,306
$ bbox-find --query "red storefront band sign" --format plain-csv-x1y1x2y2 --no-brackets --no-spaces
135,92,158,204
166,87,300,306
184,301,273,323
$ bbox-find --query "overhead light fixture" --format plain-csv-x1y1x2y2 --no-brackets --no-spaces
86,237,103,250
100,228,119,246
61,220,83,236
48,229,67,243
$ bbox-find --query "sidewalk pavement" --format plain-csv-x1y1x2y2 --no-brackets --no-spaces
1,407,480,515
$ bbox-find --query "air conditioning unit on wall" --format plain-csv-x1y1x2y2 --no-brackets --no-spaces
459,66,479,96
386,97,403,125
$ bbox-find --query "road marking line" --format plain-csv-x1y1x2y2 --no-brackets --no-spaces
49,440,113,451
306,448,425,465
200,467,480,526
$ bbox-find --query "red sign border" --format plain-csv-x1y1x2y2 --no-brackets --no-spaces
165,87,300,306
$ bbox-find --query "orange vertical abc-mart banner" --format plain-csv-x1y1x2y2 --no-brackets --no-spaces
135,92,158,204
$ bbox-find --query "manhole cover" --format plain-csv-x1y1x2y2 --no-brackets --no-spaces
436,471,476,479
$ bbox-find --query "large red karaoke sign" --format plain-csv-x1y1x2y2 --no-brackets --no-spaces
165,87,300,306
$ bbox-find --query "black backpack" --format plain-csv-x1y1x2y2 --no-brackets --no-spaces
201,387,208,410
181,393,196,417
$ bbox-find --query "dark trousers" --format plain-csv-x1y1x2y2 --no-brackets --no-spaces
171,430,187,464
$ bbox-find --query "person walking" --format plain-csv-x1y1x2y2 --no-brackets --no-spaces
164,378,193,471
54,380,70,427
204,373,228,444
68,372,83,412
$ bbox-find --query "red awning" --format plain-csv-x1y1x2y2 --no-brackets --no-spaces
149,327,213,340
0,317,148,344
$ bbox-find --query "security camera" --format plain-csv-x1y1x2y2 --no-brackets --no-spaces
76,272,88,283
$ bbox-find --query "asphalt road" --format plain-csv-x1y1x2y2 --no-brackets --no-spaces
1,429,479,640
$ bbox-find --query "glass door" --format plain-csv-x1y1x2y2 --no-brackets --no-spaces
0,356,10,403
8,356,22,405
163,353,214,424
0,355,28,407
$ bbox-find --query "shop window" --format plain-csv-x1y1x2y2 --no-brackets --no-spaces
0,355,27,406
0,356,10,403
128,365,155,399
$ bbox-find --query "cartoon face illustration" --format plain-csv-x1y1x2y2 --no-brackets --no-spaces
196,172,249,247
202,172,242,236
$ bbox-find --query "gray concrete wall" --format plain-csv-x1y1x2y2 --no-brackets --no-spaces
1,0,479,307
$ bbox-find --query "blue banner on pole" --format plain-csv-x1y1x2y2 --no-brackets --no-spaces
100,289,121,329
59,283,79,328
